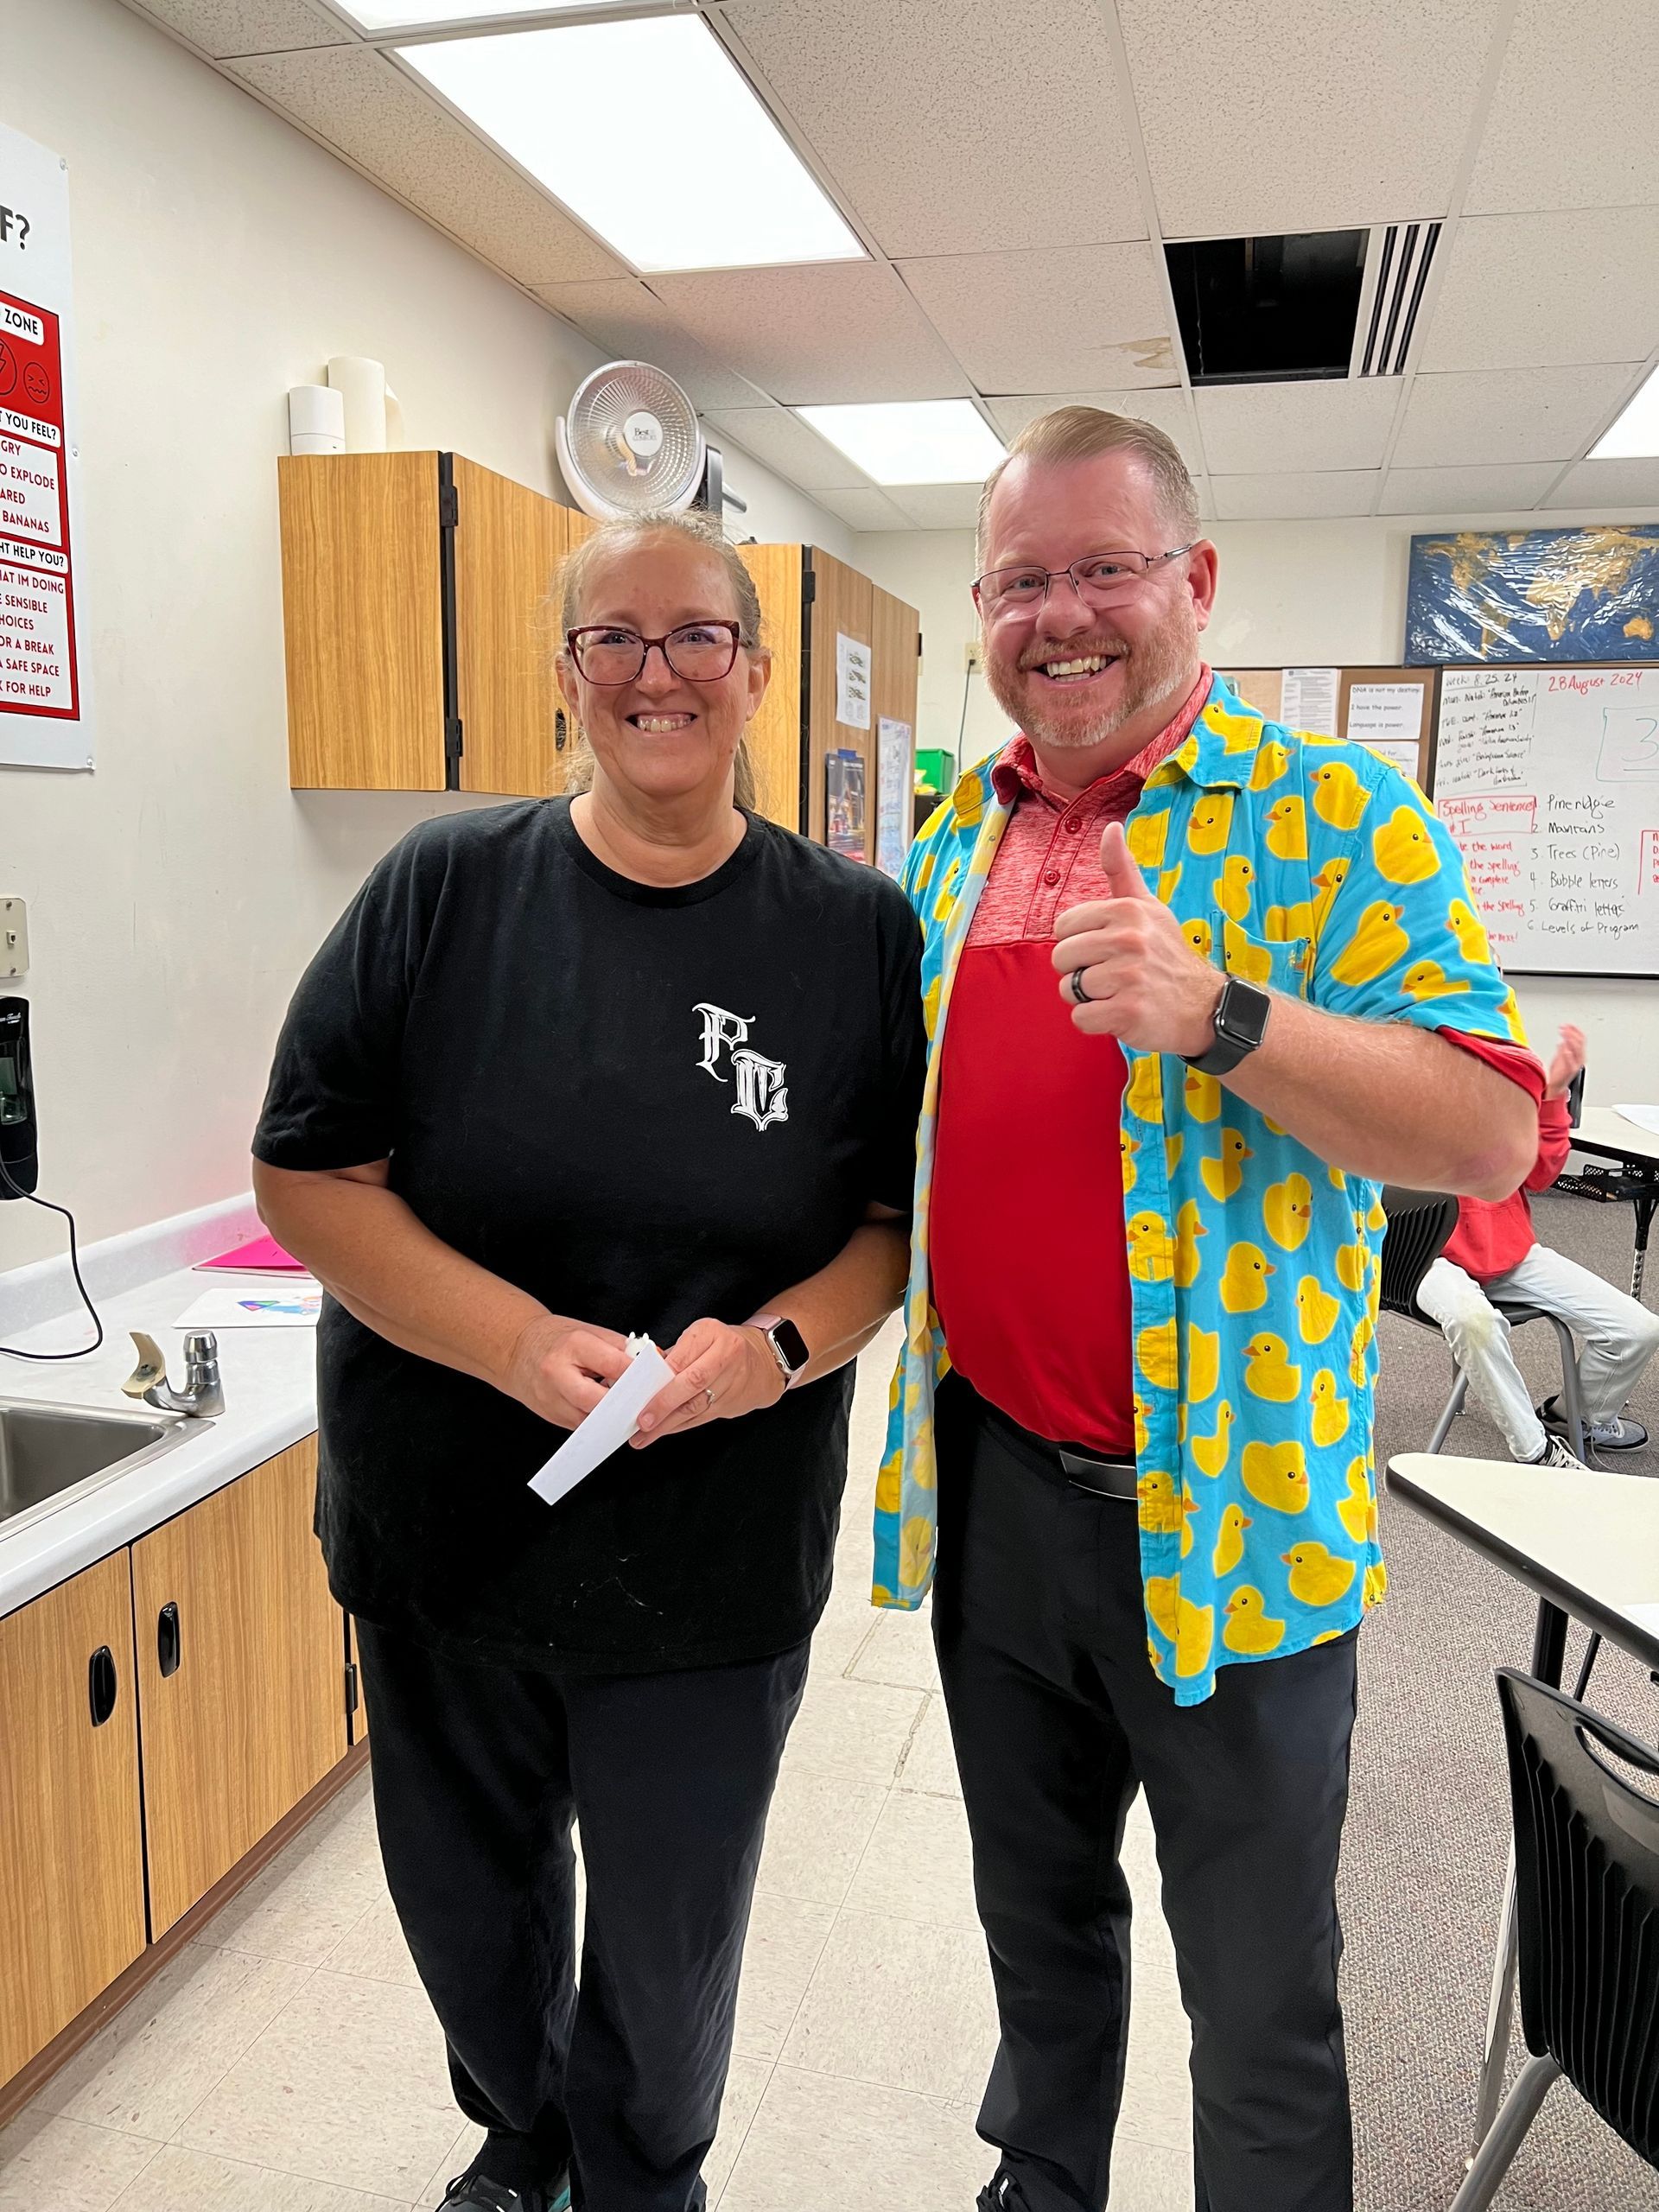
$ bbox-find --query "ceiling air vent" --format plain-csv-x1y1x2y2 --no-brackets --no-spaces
1354,220,1442,377
1164,230,1368,386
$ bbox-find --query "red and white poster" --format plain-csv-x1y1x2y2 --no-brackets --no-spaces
0,124,88,770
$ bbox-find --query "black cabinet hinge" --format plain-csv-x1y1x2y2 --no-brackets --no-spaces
346,1660,359,1718
802,564,817,605
445,715,464,762
438,482,459,528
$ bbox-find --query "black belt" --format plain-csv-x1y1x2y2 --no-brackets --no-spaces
971,1392,1139,1503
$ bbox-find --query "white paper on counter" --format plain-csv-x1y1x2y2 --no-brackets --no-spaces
528,1337,674,1508
1615,1103,1659,1137
174,1284,322,1328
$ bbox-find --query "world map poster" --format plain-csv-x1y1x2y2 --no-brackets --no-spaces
1404,524,1659,665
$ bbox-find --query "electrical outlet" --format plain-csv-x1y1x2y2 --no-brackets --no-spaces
963,642,983,675
0,899,26,979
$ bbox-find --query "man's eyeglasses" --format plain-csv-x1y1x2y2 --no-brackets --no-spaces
565,620,744,685
973,546,1196,619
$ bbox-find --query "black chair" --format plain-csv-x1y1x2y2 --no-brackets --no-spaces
1449,1669,1659,2209
1377,1185,1589,1464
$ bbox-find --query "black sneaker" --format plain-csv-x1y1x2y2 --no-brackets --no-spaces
440,2170,561,2212
1538,1395,1648,1451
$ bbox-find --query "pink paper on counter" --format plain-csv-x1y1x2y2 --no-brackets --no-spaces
196,1233,308,1274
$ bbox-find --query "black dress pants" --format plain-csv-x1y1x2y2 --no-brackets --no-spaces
932,1381,1357,2212
354,1622,808,2212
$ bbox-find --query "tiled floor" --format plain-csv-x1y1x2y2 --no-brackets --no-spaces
0,1322,1194,2211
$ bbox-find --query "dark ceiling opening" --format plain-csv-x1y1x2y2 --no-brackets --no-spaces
1165,229,1369,385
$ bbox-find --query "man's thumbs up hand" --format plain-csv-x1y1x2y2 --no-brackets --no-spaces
1052,817,1224,1056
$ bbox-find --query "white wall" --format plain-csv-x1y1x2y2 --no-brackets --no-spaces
1,0,849,1269
855,512,1659,1104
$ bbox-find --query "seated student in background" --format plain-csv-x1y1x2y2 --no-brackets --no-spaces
1417,1023,1659,1469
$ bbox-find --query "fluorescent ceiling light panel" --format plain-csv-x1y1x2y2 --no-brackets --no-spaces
342,1,612,25
1589,363,1659,460
797,401,1006,485
399,18,863,272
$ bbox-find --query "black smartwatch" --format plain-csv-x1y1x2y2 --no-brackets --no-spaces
1183,976,1272,1077
747,1313,810,1389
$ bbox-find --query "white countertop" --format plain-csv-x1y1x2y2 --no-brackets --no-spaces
0,1255,319,1622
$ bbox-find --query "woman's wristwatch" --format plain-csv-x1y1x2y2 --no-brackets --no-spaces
746,1312,810,1389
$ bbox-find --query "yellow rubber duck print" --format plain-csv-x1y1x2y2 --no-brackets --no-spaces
1187,791,1234,855
1250,736,1290,791
1223,1585,1286,1655
1215,855,1255,921
1127,1211,1175,1283
1159,863,1183,904
1265,901,1314,942
1348,1313,1375,1388
1243,1332,1301,1402
1328,901,1409,988
1181,914,1214,960
1264,794,1307,861
1146,1578,1214,1678
1190,1400,1234,1478
1335,1239,1368,1292
1402,958,1467,1001
1335,1457,1375,1545
1166,1131,1184,1176
1185,1065,1222,1123
1147,1573,1179,1642
1310,759,1370,831
1201,1128,1255,1202
1121,1130,1139,1194
1220,1241,1275,1313
1243,1440,1310,1515
1126,810,1168,868
1173,1198,1207,1287
1363,1561,1389,1606
1186,1323,1219,1403
1133,1391,1150,1455
1372,805,1439,885
1222,920,1273,985
1212,1502,1252,1576
1311,856,1350,932
899,1515,935,1589
1125,1054,1162,1124
1497,986,1527,1046
1263,1172,1313,1251
1281,1541,1357,1608
1136,1317,1179,1390
1137,1469,1187,1535
1447,898,1491,965
1310,1369,1351,1447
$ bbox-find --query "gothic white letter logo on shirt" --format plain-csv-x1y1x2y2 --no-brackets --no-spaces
693,1002,790,1132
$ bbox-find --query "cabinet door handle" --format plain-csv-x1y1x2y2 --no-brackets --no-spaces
88,1645,118,1727
156,1601,181,1678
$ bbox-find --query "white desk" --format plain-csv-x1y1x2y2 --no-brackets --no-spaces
1567,1105,1659,1300
1386,1450,1659,2159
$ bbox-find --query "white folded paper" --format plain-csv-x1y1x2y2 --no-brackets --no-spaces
527,1336,673,1509
1615,1103,1659,1138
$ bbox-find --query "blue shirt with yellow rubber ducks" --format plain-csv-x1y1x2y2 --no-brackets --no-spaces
872,673,1529,1705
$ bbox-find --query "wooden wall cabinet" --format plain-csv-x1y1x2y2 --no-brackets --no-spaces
130,1437,347,1937
279,451,589,798
0,1554,148,2086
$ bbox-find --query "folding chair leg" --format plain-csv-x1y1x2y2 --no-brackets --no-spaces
1428,1364,1469,1455
1472,1847,1517,2152
1449,2055,1560,2211
1542,1314,1588,1461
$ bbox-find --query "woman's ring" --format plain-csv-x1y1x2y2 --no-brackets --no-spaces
703,1385,715,1409
1068,966,1091,1006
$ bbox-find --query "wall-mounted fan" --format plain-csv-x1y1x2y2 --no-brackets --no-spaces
555,359,741,521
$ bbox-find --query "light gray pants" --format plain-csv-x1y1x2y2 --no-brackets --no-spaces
1417,1243,1659,1459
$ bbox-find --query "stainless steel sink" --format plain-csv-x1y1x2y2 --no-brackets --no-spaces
0,1397,204,1533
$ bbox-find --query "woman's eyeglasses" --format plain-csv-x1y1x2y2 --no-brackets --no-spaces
973,545,1195,619
565,621,744,685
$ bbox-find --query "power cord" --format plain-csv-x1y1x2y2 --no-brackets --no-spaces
0,1151,105,1360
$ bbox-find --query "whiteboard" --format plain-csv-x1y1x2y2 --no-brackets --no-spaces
1432,665,1659,977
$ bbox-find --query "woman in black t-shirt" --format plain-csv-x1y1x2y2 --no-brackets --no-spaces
252,510,925,2212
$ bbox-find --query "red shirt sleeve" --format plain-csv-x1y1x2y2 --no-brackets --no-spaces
1441,1029,1568,1192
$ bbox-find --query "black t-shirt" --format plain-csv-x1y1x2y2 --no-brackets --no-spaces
253,799,925,1675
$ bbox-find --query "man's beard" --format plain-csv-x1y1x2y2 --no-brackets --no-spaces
986,606,1199,750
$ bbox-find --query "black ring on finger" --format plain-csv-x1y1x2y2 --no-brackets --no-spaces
1069,966,1092,1006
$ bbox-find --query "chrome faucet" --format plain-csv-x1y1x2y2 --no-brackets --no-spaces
123,1330,225,1418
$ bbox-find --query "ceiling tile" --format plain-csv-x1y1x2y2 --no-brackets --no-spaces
1420,209,1659,372
227,47,623,286
1392,363,1643,467
1466,0,1659,214
124,0,351,54
722,0,1145,257
900,245,1173,395
1120,0,1504,238
533,280,769,409
812,486,913,531
887,484,986,531
650,264,969,405
1211,472,1381,520
1377,463,1559,514
988,387,1202,468
1195,381,1402,474
702,407,874,491
1541,457,1659,511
